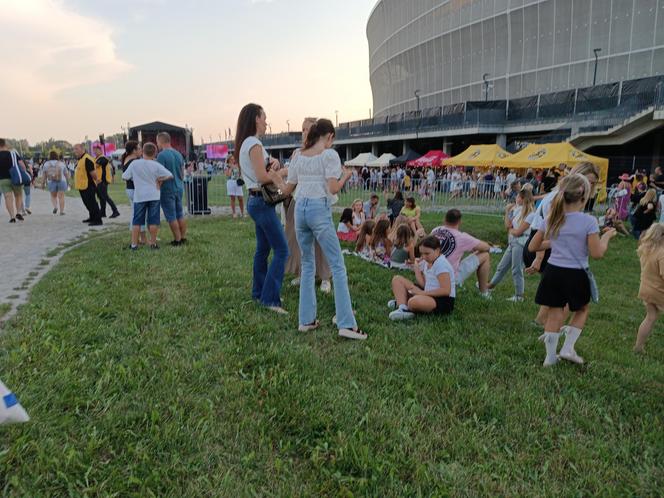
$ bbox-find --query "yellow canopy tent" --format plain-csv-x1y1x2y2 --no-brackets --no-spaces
442,144,512,167
497,142,609,201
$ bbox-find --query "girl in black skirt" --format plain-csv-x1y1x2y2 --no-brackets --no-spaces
528,174,617,367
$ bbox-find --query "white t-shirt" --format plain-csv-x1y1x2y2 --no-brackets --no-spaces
510,206,536,243
337,222,351,233
42,160,66,181
239,136,268,190
418,255,456,298
531,190,558,231
659,195,664,223
121,159,173,203
287,149,342,204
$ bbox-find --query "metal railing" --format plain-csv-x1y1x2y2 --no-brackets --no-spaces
183,172,612,216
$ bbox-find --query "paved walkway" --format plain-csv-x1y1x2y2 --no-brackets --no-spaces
0,188,131,324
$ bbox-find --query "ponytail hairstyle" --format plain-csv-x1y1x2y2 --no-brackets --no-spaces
304,118,335,150
355,220,376,252
546,173,591,239
122,140,140,164
339,208,353,225
234,103,264,161
637,223,664,258
518,186,535,221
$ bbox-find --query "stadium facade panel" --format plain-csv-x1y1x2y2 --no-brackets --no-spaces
367,0,664,117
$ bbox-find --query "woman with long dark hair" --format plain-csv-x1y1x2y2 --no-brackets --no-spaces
270,119,366,340
235,103,289,314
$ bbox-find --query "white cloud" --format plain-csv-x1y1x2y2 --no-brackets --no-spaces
0,0,131,102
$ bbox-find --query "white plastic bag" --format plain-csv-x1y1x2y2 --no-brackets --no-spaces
0,379,29,425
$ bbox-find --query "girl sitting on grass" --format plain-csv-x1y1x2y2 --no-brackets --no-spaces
337,208,358,242
487,187,535,302
390,224,416,269
351,199,365,229
400,197,426,237
634,223,664,353
370,219,393,265
388,235,456,321
355,220,375,259
529,174,617,367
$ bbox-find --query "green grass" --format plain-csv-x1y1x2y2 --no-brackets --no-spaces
1,214,662,496
0,303,10,319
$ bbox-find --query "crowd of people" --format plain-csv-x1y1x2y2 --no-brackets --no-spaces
233,106,664,363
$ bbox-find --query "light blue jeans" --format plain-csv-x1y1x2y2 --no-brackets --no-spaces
295,198,357,330
126,189,146,231
490,237,526,296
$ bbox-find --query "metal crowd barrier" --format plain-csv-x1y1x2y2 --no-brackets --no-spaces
191,171,610,216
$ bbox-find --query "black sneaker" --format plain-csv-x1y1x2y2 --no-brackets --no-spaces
88,220,103,226
82,218,91,223
170,240,182,247
15,213,24,221
150,244,160,250
101,214,107,218
9,218,16,223
109,212,120,219
180,238,188,244
52,208,58,215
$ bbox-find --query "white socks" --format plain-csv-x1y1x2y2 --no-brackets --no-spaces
541,332,560,366
561,326,582,354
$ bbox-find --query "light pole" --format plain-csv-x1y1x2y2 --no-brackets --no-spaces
335,110,339,127
483,73,490,101
592,48,602,86
287,120,290,133
414,89,421,112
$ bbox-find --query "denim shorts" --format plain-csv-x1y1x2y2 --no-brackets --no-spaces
133,200,161,226
48,180,68,193
161,190,184,222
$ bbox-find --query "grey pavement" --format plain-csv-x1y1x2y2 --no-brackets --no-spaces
0,188,131,324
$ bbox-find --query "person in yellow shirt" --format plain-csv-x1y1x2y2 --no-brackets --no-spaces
73,143,102,226
93,145,120,218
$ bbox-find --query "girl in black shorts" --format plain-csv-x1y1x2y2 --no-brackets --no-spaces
529,174,617,367
388,236,456,321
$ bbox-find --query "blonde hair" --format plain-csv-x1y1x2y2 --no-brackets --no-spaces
640,188,657,207
351,199,363,211
571,162,600,181
518,187,535,221
546,174,591,239
637,223,664,258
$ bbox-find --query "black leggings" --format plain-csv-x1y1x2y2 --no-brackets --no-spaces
96,182,118,216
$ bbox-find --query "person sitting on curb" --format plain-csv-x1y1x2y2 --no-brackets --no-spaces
430,209,492,298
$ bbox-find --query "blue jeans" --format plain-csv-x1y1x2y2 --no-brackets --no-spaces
247,196,289,307
295,198,357,330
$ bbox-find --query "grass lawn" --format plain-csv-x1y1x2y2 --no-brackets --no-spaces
1,213,662,496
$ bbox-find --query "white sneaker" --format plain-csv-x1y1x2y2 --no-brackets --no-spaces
480,291,492,300
290,277,300,287
320,280,331,293
338,328,367,340
543,356,559,367
387,299,396,309
389,309,415,321
506,295,524,302
267,306,289,315
559,349,585,365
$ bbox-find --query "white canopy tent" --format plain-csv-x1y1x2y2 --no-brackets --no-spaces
366,153,396,168
345,152,377,167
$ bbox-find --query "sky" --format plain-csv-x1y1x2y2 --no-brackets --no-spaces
0,0,378,144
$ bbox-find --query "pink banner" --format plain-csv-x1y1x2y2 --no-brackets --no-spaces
206,144,228,159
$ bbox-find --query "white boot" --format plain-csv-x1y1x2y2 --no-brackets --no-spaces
539,332,560,367
559,326,585,364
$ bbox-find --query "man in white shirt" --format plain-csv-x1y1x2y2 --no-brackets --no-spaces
122,142,173,250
